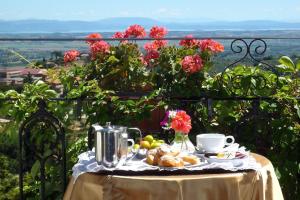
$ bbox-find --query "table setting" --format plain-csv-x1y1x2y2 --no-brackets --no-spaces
64,110,284,200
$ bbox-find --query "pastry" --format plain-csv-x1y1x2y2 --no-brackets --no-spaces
146,154,155,165
181,155,199,165
157,144,180,157
158,155,184,168
146,149,157,157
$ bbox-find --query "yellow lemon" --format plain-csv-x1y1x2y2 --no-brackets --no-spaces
133,144,140,150
144,135,154,144
157,140,165,143
140,141,151,149
150,142,162,149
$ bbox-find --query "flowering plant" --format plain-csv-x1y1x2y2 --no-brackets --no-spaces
160,110,192,135
60,24,224,94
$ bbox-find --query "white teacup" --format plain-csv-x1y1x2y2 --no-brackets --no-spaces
196,133,235,153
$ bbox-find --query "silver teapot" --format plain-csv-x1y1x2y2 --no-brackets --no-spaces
92,122,142,168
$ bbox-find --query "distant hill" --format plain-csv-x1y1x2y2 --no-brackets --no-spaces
0,18,300,33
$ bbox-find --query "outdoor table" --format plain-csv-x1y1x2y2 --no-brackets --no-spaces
63,153,283,200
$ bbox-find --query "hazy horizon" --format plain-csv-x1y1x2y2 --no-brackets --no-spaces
1,0,300,22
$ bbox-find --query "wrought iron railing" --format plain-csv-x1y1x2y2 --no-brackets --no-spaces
0,37,299,199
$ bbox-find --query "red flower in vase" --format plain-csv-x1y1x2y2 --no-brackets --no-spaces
170,111,192,135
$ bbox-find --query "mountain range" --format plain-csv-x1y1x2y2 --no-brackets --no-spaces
1,17,300,33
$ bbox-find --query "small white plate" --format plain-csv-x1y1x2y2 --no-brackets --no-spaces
205,156,248,167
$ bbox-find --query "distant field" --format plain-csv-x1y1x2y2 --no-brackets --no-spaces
1,30,300,72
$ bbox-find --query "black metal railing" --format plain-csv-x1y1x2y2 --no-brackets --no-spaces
0,36,299,199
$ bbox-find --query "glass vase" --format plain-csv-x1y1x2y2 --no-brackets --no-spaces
170,132,195,153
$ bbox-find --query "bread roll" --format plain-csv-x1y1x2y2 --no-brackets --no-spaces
181,155,199,165
158,155,184,167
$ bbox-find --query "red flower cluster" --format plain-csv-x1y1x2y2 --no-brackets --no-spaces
198,39,224,53
179,35,198,47
144,50,160,65
149,26,168,39
112,31,125,39
124,24,146,38
86,33,102,45
112,31,128,44
90,41,110,59
64,50,80,64
170,111,192,134
181,55,203,74
144,40,167,51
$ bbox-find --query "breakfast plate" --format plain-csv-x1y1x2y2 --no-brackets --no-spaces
141,157,207,169
204,152,248,167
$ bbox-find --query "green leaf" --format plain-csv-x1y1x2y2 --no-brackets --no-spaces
278,56,295,72
31,160,40,179
296,61,300,71
295,105,300,119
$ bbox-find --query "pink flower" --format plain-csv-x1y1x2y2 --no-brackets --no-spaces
144,42,157,51
179,35,198,47
112,31,125,39
86,33,102,45
112,31,128,44
124,24,146,38
153,40,168,48
144,40,167,51
139,56,147,66
181,54,203,74
170,111,192,134
90,41,110,59
149,26,168,39
198,39,224,53
64,50,80,64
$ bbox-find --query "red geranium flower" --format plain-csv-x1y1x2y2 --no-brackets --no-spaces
144,50,160,66
112,31,128,44
86,33,102,45
170,111,192,134
90,41,110,59
112,31,125,39
181,54,203,74
64,50,80,64
124,24,146,38
149,26,168,39
144,40,167,51
198,39,224,53
179,35,198,47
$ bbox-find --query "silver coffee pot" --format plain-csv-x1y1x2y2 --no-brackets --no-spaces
92,122,142,168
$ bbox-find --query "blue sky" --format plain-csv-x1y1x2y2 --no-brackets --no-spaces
1,0,300,22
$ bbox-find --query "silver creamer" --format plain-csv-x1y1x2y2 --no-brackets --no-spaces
92,122,141,168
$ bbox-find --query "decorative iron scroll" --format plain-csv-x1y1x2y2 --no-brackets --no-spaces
19,100,66,200
219,39,279,95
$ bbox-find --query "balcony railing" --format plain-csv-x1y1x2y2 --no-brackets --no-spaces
0,36,299,199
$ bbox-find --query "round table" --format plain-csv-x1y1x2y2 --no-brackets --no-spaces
63,154,283,200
